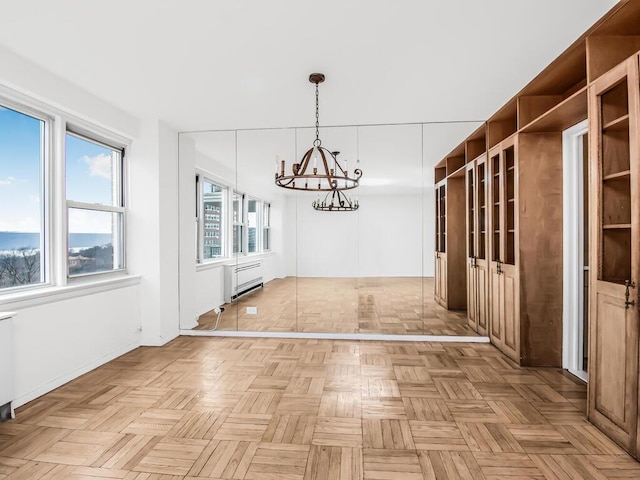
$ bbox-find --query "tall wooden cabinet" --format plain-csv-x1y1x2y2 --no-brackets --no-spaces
486,133,564,365
488,138,519,361
434,175,467,311
587,54,640,456
434,181,447,305
466,155,489,335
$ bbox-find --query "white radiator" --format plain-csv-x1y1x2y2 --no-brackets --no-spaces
0,312,15,420
224,260,264,303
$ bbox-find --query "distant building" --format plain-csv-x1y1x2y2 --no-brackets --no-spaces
203,188,223,258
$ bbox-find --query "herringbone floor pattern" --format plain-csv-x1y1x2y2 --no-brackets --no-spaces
1,337,638,479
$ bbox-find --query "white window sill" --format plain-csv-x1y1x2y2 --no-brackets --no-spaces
0,275,142,310
196,251,276,272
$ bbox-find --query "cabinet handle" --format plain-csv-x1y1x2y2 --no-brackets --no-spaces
624,280,636,310
497,261,502,275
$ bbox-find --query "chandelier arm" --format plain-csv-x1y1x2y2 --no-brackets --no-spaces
297,148,313,176
319,148,332,186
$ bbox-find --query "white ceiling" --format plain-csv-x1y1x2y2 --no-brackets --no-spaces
0,0,618,132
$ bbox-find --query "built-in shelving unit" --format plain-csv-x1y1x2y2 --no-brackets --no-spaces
433,0,640,460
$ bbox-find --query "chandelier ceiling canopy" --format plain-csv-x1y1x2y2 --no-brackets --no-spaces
274,73,362,192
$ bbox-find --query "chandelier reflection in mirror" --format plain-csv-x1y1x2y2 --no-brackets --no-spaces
313,151,359,211
274,73,362,191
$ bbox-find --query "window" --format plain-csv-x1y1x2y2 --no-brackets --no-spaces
0,105,47,290
247,197,260,253
199,178,226,260
233,192,245,254
263,203,271,251
65,132,125,276
195,176,272,262
0,94,129,294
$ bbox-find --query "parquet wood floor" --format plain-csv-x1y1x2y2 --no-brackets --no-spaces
1,338,638,479
196,277,474,336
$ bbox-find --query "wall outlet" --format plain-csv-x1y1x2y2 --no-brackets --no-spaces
246,306,258,315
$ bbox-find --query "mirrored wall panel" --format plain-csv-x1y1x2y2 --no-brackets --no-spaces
178,121,483,336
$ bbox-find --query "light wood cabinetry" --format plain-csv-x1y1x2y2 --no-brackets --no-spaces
587,54,640,456
433,174,466,311
488,138,519,362
432,0,640,459
466,155,489,335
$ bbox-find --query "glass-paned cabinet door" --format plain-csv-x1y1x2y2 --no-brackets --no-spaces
477,161,487,260
599,78,632,284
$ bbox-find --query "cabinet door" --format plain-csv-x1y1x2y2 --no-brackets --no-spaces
466,164,478,329
488,148,501,343
467,262,477,328
434,253,441,302
489,261,502,346
476,159,489,335
440,253,448,305
501,264,519,362
476,260,488,335
588,57,640,455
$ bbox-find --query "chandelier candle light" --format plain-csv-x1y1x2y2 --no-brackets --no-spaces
274,73,362,191
313,152,359,211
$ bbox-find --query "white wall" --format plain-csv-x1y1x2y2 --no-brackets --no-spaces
0,45,180,407
10,285,140,407
292,192,423,278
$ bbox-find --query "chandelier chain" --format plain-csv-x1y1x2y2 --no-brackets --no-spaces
314,83,321,147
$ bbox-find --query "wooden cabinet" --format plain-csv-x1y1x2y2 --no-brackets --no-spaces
466,156,489,335
433,177,466,310
488,138,519,361
434,182,446,305
430,1,640,459
587,55,640,456
487,133,563,365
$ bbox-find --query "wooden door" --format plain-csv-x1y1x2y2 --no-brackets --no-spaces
476,262,488,335
466,163,478,330
434,253,441,302
588,57,640,455
501,264,518,362
500,141,519,362
439,253,448,306
434,184,444,304
476,157,489,336
488,147,504,346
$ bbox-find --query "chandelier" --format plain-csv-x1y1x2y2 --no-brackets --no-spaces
313,152,359,211
274,73,362,191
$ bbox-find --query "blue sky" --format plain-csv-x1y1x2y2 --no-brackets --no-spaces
0,106,115,233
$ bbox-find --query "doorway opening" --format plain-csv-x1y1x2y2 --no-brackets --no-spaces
562,120,589,382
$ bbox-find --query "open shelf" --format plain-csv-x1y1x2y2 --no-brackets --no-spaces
602,224,631,229
602,114,629,132
603,170,631,181
519,87,588,133
601,79,629,125
488,100,517,149
465,124,487,163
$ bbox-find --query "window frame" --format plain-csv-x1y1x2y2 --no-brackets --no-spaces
0,86,132,297
0,98,52,292
232,190,246,255
246,196,261,254
196,173,228,263
263,202,271,252
65,129,126,279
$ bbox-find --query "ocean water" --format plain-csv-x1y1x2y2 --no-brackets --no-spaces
0,232,112,251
